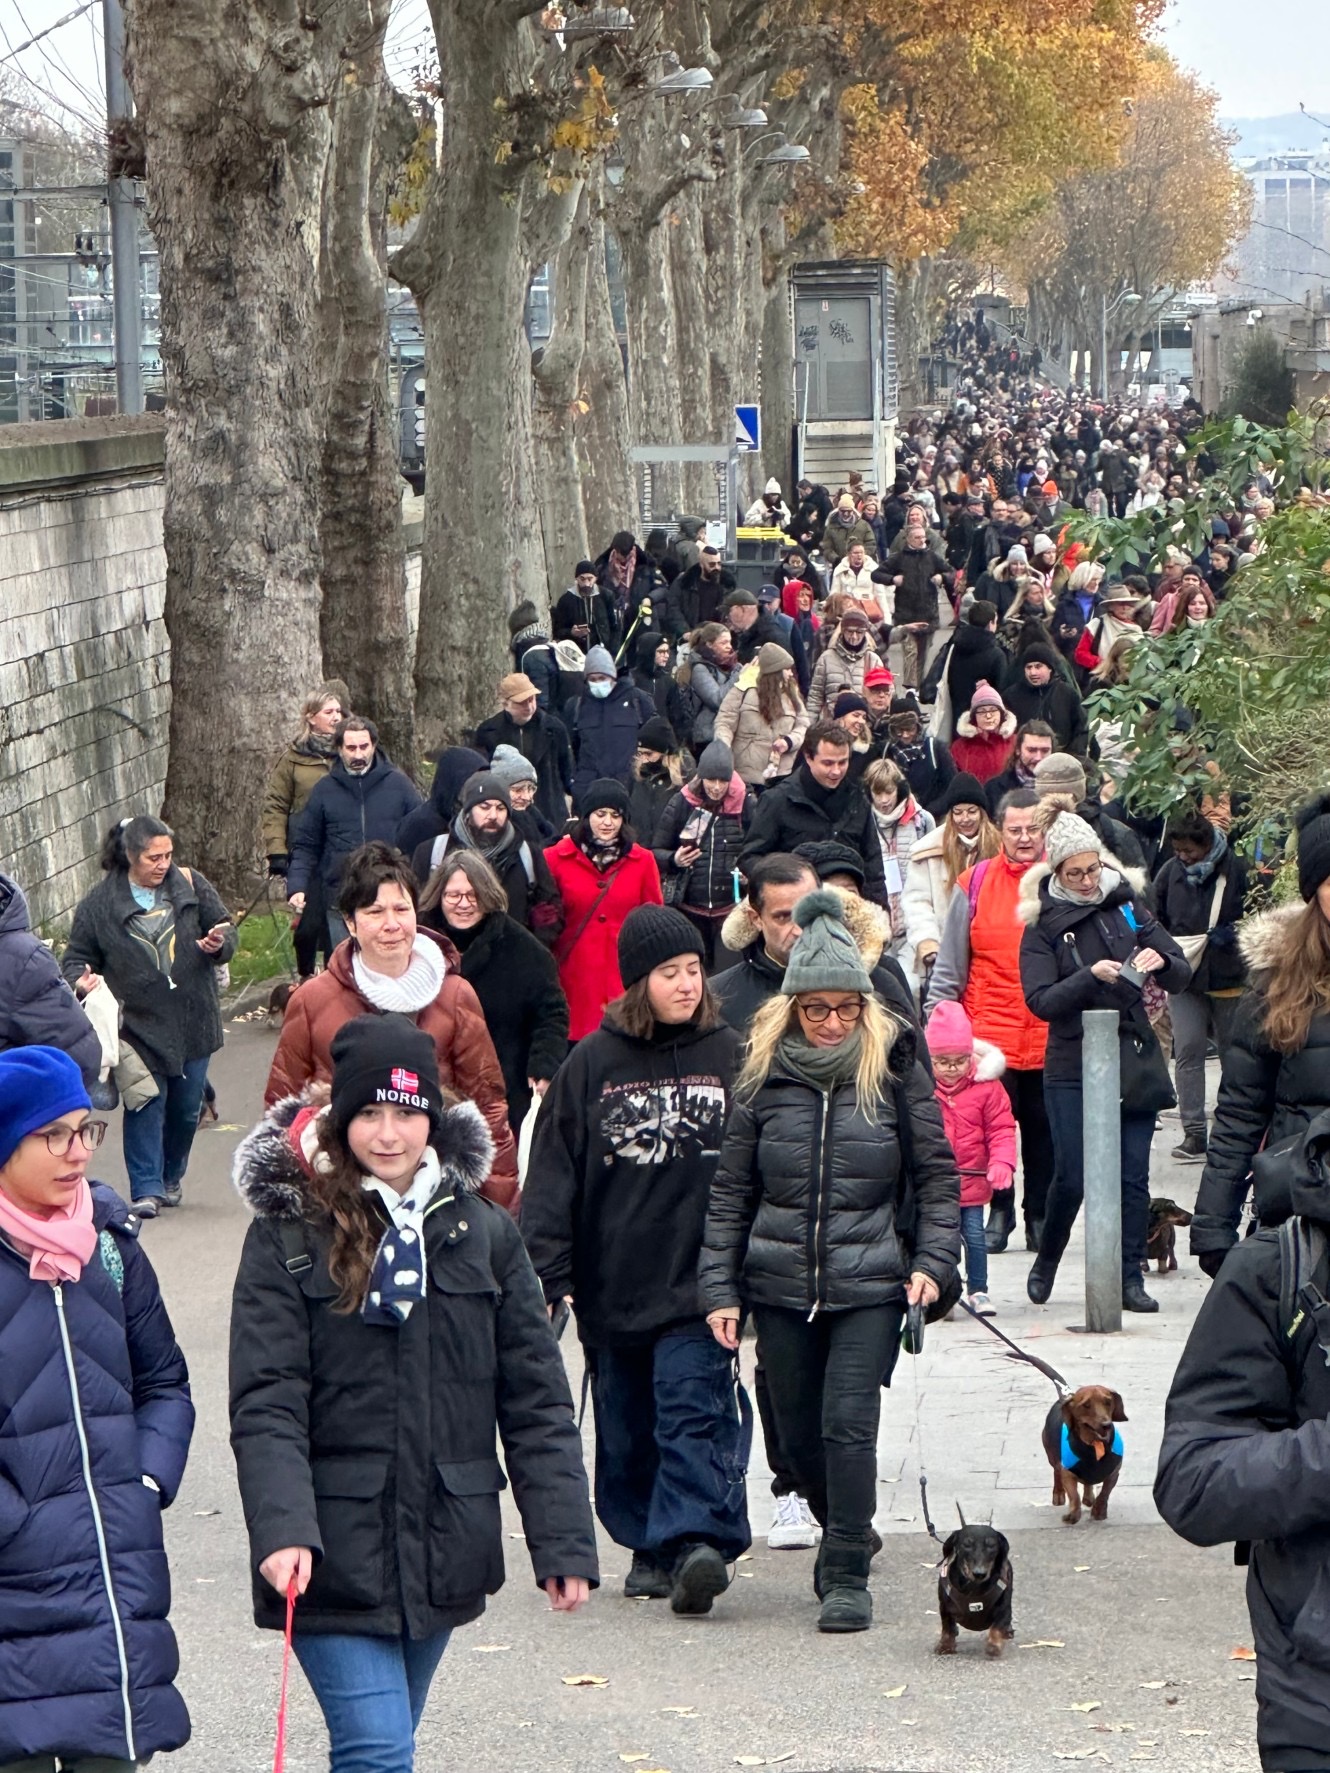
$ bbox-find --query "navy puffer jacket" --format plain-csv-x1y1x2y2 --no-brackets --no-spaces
0,1183,194,1762
699,1026,960,1315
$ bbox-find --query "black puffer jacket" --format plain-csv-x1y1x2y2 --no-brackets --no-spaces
230,1095,597,1639
740,763,888,905
1192,905,1330,1260
1152,848,1249,994
698,1025,960,1315
1017,864,1190,1084
652,784,753,913
288,753,423,896
1156,1143,1330,1771
522,1013,741,1347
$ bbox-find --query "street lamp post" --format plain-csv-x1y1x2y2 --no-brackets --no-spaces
1100,288,1140,400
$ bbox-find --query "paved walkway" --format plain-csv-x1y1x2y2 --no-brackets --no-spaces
98,1019,1256,1772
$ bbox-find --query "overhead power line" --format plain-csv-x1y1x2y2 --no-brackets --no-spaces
0,0,98,68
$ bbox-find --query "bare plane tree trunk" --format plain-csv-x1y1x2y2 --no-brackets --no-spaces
318,0,417,771
532,185,593,587
579,216,633,550
125,0,337,896
392,2,567,750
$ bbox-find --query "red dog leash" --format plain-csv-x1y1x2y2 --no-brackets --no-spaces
273,1579,297,1773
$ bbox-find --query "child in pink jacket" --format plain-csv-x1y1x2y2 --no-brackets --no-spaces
927,1000,1017,1315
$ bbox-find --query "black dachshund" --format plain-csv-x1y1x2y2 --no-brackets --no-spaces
936,1523,1013,1658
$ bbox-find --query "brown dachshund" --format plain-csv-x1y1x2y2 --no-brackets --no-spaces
1042,1387,1126,1525
1145,1197,1193,1273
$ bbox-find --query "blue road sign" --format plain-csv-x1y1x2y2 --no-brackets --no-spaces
734,404,761,452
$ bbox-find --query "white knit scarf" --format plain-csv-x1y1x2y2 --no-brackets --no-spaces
352,935,446,1013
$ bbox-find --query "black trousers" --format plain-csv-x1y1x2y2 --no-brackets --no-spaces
1002,1066,1054,1227
752,1303,902,1544
292,872,331,977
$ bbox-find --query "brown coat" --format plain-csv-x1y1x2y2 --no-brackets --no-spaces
261,740,334,858
263,929,520,1210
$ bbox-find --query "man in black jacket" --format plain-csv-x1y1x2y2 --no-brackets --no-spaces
1031,752,1144,869
473,673,574,831
408,771,562,945
939,601,1007,720
739,724,887,905
595,530,666,637
287,718,422,929
1003,644,1089,759
673,545,735,632
790,477,832,550
553,560,619,654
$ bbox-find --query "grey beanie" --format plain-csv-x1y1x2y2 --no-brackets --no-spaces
782,889,874,996
1033,752,1087,803
695,739,734,779
584,644,616,677
1035,795,1103,872
490,743,538,789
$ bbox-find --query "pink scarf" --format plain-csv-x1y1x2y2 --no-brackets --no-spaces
0,1180,98,1283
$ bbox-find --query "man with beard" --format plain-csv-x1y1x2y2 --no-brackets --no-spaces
411,772,561,945
286,717,422,943
553,559,619,654
724,587,810,692
673,542,735,631
883,698,956,819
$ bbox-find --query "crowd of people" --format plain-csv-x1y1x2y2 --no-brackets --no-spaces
3,359,1329,1773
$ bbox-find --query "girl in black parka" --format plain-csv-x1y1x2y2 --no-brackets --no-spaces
522,905,750,1620
230,1013,596,1771
699,890,961,1634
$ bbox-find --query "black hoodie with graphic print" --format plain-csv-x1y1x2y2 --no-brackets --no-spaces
522,1013,742,1347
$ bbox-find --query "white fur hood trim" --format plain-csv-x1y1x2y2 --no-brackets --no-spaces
1238,901,1301,974
972,1037,1007,1081
956,709,1017,741
1016,854,1148,926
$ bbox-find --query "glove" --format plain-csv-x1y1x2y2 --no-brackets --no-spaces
267,854,289,879
1207,921,1237,949
1198,1248,1230,1280
986,1163,1014,1192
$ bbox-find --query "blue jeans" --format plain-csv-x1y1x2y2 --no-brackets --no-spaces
960,1204,989,1294
1040,1078,1156,1281
591,1322,752,1565
294,1630,451,1773
121,1052,211,1201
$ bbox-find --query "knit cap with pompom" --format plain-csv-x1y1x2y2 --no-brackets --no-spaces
782,888,874,996
1032,792,1102,872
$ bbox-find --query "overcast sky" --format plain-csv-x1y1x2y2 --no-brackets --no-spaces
0,0,1325,141
1161,0,1330,117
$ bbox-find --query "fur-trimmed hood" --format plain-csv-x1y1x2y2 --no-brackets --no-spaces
1238,901,1300,976
1016,854,1147,926
232,1092,495,1222
720,886,887,970
955,708,1017,742
972,1036,1007,1082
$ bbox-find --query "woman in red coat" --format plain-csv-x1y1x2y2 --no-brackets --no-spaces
545,779,664,1041
949,680,1016,785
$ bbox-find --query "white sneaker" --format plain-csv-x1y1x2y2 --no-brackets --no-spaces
767,1491,821,1549
968,1291,997,1317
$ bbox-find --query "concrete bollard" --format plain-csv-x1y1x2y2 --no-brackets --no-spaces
1082,1009,1123,1333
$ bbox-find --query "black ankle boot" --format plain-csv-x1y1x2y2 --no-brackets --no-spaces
985,1191,1016,1253
816,1540,873,1633
1027,1257,1058,1304
1122,1278,1160,1314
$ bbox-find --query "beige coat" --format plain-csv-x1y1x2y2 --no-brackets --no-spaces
714,676,810,786
805,632,884,723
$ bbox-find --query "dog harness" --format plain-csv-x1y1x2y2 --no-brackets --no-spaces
940,1566,1013,1630
1061,1423,1123,1476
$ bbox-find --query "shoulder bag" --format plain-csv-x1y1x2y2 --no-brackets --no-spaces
1172,872,1226,968
1064,912,1177,1117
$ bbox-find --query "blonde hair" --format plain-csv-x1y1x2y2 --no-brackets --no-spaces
941,807,1000,888
863,757,907,801
1262,899,1330,1054
737,991,903,1116
1067,560,1103,594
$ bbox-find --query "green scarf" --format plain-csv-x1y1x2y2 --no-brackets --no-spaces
776,1026,863,1090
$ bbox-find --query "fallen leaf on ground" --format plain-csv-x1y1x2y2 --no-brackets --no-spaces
736,1552,752,1561
562,1675,609,1687
508,1531,526,1540
1020,1639,1066,1649
661,1706,697,1716
192,1509,221,1517
1237,1673,1255,1683
882,1684,908,1699
1051,1753,1101,1763
1067,1702,1101,1712
472,1645,510,1653
1180,1730,1209,1737
1165,1696,1180,1706
1073,1565,1091,1572
1091,1723,1134,1734
1139,1680,1172,1690
1229,1646,1257,1661
618,1756,650,1763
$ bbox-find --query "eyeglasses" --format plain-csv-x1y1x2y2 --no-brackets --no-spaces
441,891,478,907
799,998,865,1025
1061,862,1102,886
38,1120,107,1156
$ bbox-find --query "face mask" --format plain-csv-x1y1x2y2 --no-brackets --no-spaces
588,680,612,699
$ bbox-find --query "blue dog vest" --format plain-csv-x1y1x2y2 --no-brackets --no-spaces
1062,1423,1122,1473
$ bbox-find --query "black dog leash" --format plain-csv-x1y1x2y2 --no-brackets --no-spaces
903,1303,945,1545
955,1297,1073,1401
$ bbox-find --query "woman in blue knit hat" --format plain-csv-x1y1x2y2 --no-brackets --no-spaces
0,1044,194,1770
700,889,960,1633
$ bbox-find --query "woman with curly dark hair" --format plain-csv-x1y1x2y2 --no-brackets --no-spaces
230,1013,596,1770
